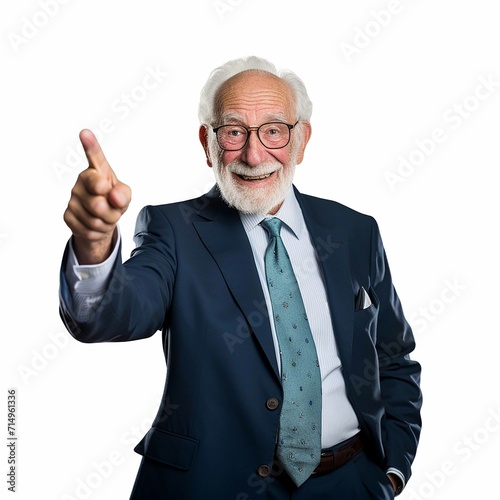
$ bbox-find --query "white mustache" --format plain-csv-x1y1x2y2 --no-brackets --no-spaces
228,161,282,177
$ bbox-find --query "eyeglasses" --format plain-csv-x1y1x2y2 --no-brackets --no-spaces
212,121,299,151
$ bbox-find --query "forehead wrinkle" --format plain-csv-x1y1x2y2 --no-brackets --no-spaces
221,89,292,111
214,71,296,123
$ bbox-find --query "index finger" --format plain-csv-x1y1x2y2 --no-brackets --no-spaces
79,129,114,180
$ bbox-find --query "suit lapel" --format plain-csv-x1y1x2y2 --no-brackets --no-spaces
191,186,356,379
192,190,280,379
296,191,355,373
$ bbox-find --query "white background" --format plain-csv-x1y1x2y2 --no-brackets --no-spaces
1,0,499,498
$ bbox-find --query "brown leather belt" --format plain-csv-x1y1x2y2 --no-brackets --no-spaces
311,433,363,475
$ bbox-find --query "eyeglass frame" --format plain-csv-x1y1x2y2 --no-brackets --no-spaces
212,121,299,151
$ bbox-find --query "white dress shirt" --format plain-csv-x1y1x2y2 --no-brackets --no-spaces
239,189,360,448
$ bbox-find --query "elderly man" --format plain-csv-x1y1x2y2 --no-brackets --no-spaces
60,56,422,499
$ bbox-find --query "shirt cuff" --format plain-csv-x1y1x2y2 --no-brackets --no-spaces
386,467,405,495
65,228,121,296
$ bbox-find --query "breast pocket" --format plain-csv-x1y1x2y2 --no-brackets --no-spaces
353,287,379,343
349,288,382,398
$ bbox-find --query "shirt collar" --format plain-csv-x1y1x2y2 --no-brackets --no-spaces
239,187,306,240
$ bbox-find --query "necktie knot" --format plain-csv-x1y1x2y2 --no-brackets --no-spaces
261,217,282,239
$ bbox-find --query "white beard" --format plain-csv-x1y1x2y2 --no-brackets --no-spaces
212,157,297,215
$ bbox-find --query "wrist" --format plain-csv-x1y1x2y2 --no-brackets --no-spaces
387,473,403,496
72,229,117,265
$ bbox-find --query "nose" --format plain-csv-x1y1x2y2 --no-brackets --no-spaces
239,129,269,167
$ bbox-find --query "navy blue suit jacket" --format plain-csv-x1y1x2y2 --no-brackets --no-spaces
59,186,422,498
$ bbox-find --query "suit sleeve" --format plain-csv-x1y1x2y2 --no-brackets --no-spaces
370,218,422,482
59,205,176,342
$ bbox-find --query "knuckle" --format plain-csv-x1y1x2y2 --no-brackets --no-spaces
87,216,105,232
88,196,107,216
70,183,81,198
67,198,85,219
63,208,72,226
77,169,90,185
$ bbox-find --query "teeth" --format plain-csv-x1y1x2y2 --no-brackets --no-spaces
241,173,271,180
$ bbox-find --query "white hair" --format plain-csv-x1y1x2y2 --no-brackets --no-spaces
198,56,313,126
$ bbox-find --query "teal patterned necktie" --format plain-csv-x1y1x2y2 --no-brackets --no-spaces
261,217,322,487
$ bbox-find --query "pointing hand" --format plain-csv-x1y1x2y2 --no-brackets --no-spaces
63,130,131,264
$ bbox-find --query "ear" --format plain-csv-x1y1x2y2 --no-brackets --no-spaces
199,125,213,167
295,121,312,165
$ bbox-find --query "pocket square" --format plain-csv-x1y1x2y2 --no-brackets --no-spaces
355,287,372,311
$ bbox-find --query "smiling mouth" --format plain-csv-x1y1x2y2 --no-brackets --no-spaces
237,172,273,181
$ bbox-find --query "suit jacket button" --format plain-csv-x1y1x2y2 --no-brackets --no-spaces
257,465,271,478
266,397,279,410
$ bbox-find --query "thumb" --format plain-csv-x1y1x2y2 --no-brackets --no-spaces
107,181,131,212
